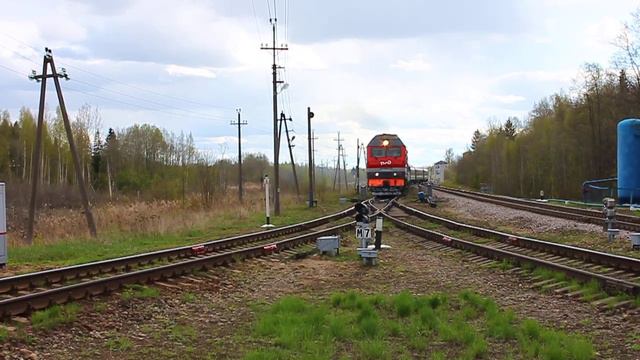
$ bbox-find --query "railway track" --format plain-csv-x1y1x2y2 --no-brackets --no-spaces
435,186,640,232
0,204,363,318
381,200,640,308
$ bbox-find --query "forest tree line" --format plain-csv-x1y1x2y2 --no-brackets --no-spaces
0,104,302,208
452,10,640,200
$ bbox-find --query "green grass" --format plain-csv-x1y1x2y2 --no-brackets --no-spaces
242,290,595,359
31,303,80,330
121,284,160,300
169,324,198,343
93,302,107,313
181,292,197,303
0,327,8,342
10,196,348,268
106,334,133,351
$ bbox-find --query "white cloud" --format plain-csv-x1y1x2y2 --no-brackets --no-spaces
390,54,431,72
490,95,526,104
165,64,217,79
1,0,639,167
495,70,574,83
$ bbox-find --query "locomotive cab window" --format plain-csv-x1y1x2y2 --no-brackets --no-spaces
387,147,401,157
372,148,385,157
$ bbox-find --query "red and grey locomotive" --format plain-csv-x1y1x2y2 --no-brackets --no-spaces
366,134,408,196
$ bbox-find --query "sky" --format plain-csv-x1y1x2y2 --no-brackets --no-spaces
0,0,638,168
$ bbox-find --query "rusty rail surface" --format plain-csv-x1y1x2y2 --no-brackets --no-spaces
434,186,640,232
382,210,639,296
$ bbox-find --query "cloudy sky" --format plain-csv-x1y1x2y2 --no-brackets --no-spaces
0,0,637,167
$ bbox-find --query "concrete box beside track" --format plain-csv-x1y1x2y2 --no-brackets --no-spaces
317,235,340,256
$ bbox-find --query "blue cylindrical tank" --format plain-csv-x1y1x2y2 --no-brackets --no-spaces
617,119,640,204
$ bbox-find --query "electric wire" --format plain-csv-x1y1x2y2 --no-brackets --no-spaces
0,32,234,111
69,77,228,121
0,31,273,144
250,0,264,45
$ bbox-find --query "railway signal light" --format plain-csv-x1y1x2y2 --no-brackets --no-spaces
354,202,370,224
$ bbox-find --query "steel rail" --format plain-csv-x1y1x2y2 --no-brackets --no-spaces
382,211,639,296
0,222,354,317
434,186,640,232
393,200,640,273
436,186,640,224
0,205,359,294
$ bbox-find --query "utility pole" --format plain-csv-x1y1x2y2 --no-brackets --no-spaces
312,130,318,198
333,132,344,191
231,108,247,202
261,18,288,215
281,112,300,198
27,48,97,244
341,144,348,190
356,139,360,192
307,107,315,207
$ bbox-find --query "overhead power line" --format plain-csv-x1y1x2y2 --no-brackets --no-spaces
0,32,234,111
69,77,228,121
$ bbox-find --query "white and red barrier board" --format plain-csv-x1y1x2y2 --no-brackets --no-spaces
0,183,6,266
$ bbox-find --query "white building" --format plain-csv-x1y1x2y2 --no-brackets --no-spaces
430,160,448,184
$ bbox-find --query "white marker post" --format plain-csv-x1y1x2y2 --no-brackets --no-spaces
262,175,274,228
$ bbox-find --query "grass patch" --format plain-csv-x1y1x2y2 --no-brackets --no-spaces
181,292,197,303
31,303,80,330
169,324,198,344
242,290,595,359
93,302,107,313
106,334,133,351
121,284,160,300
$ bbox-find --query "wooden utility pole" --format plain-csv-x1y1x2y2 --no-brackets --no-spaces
231,108,247,202
280,112,300,198
341,144,348,189
27,48,97,243
260,18,288,215
333,132,345,191
311,130,317,198
307,107,315,207
355,139,360,192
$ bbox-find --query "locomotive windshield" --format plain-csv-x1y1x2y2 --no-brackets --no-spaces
371,147,402,157
387,147,401,156
372,148,385,157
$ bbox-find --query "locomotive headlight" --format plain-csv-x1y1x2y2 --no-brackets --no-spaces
382,139,389,146
375,172,379,177
393,172,397,176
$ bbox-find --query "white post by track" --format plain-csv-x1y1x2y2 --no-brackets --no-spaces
0,183,6,267
262,175,274,228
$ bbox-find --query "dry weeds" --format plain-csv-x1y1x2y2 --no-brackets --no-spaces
7,188,299,247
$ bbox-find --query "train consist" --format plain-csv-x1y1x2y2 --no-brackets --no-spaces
366,134,409,196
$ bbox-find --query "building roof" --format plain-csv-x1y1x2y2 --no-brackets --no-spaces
434,160,448,165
